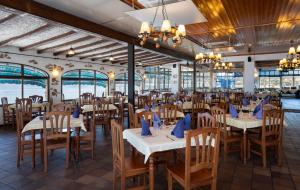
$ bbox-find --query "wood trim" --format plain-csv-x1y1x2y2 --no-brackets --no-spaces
80,46,127,60
0,24,50,47
0,14,16,24
91,49,147,61
76,42,120,57
53,39,108,56
37,35,94,54
0,0,193,60
20,30,75,52
120,0,145,9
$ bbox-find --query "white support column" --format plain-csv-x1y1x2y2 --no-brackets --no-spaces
243,58,256,93
170,63,180,93
209,71,214,91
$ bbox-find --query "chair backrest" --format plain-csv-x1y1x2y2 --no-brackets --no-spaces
128,103,135,128
138,95,150,109
262,109,284,143
111,120,125,174
43,111,71,141
197,112,216,128
15,110,24,138
184,127,220,186
29,95,43,103
92,99,110,122
134,111,157,128
163,92,173,103
118,97,125,124
218,101,228,113
1,97,8,105
159,104,177,122
52,103,73,112
80,93,93,106
263,103,277,111
16,98,32,121
211,106,228,135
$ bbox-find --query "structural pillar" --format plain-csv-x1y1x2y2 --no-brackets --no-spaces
193,61,196,93
128,43,135,106
243,58,255,93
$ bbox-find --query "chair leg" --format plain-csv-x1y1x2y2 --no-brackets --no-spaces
44,148,48,172
17,142,20,167
277,143,282,166
113,168,118,190
121,176,126,190
32,140,36,168
211,178,217,190
168,171,173,190
91,140,95,160
224,142,228,161
262,145,267,168
66,145,69,169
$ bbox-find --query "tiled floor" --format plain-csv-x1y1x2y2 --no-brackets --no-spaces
0,99,300,189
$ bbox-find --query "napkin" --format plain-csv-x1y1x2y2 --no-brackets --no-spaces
153,112,161,129
152,102,156,110
72,107,80,118
141,116,152,136
183,114,191,130
242,98,250,106
263,95,271,104
252,95,257,101
171,120,184,138
229,104,238,118
253,104,261,116
255,107,263,119
144,105,150,111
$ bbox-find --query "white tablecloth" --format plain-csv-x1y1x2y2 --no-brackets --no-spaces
135,108,185,118
22,115,86,133
123,126,212,163
81,104,118,113
9,102,49,110
181,101,210,111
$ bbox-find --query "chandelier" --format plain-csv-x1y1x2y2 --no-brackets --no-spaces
195,52,222,64
138,0,186,49
278,41,300,72
214,62,233,70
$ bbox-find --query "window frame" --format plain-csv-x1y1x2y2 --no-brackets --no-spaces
61,69,109,100
0,62,50,103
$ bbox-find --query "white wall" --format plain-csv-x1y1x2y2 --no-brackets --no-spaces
0,46,145,125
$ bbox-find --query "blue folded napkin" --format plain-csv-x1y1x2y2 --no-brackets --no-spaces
253,104,261,115
72,107,80,118
242,98,250,106
252,95,257,101
255,107,263,119
183,114,191,130
152,102,156,110
171,120,184,138
229,104,238,118
263,95,271,104
144,105,150,111
141,116,152,136
153,112,161,129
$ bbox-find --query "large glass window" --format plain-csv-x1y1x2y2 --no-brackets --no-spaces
181,66,193,91
196,72,211,89
214,72,243,89
0,63,49,103
61,70,108,100
144,67,171,91
115,73,142,95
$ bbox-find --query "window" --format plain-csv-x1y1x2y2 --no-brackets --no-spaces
144,67,171,91
61,70,108,100
196,72,210,89
115,73,143,95
0,63,49,103
181,66,193,90
214,72,243,89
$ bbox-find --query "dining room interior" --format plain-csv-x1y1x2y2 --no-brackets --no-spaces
0,0,300,189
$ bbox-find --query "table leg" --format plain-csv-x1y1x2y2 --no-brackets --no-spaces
243,130,247,164
149,155,154,190
31,130,36,168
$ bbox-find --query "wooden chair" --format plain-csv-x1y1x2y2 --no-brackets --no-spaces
211,106,243,160
248,109,284,168
218,101,228,113
51,103,73,112
29,95,43,103
79,93,93,106
163,92,173,103
167,127,221,190
115,97,125,125
137,95,151,109
16,98,33,124
159,104,177,123
134,111,159,128
197,112,216,128
16,110,43,168
93,99,111,136
192,96,206,129
128,103,136,128
1,97,14,127
111,120,148,190
43,111,71,172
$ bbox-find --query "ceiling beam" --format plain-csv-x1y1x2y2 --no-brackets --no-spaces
93,49,146,61
0,24,50,47
76,42,120,57
143,60,179,67
115,53,159,62
53,39,108,56
120,0,145,9
138,56,174,63
80,46,127,60
20,30,75,52
37,35,94,54
0,0,193,61
0,14,17,24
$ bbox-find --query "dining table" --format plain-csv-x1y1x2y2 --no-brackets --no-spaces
135,107,185,119
220,112,286,164
9,102,49,112
123,126,212,190
81,104,118,113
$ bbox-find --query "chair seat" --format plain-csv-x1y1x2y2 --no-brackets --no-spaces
167,162,213,188
221,131,242,142
248,134,280,146
23,133,42,141
125,156,148,177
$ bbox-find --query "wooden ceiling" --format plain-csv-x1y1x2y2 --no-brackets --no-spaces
122,0,300,56
0,5,182,67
